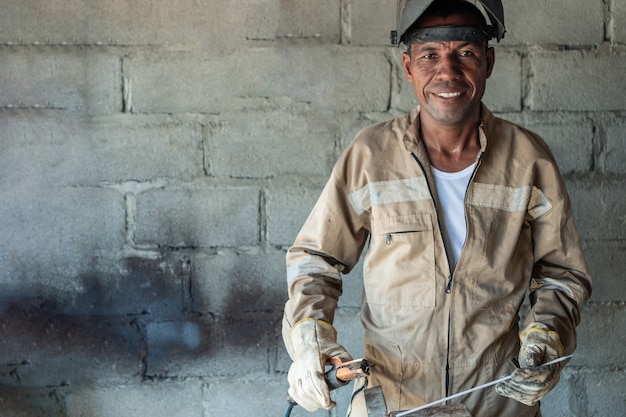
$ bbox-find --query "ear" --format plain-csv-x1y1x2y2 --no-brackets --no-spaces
485,47,495,79
402,51,414,83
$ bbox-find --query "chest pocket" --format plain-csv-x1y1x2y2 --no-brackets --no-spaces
364,213,435,307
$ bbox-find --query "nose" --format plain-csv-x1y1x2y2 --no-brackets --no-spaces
435,53,462,80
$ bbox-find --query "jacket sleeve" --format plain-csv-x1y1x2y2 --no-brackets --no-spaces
282,170,369,351
523,175,592,354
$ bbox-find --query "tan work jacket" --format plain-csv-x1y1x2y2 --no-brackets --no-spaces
283,105,592,417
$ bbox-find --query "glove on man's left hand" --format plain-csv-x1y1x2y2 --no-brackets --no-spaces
496,323,565,406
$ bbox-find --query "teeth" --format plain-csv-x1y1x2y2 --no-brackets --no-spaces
437,92,461,98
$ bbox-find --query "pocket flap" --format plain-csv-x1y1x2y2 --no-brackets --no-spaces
371,213,432,234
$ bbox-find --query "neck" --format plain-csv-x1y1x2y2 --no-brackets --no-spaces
418,116,481,173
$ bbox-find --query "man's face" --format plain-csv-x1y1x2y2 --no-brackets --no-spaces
402,13,495,127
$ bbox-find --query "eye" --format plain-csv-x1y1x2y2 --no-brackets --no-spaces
459,50,473,57
422,53,438,60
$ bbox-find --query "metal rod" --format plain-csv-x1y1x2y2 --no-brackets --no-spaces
395,354,573,417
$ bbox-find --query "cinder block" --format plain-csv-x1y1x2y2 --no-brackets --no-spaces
338,110,396,151
0,312,142,387
190,250,287,314
146,316,273,377
135,186,260,248
483,49,523,112
0,253,187,316
519,119,593,174
0,0,339,47
604,115,626,174
575,303,626,368
529,50,626,111
0,51,120,114
503,114,594,175
66,382,203,417
246,0,341,43
502,0,604,46
613,0,626,43
492,111,594,174
352,0,396,46
583,240,626,302
541,370,588,417
266,177,326,246
146,319,214,377
0,186,125,291
87,255,188,317
0,386,66,417
208,111,339,178
582,370,626,417
203,377,328,417
274,331,292,375
129,47,391,114
393,46,420,112
566,179,625,240
0,114,203,185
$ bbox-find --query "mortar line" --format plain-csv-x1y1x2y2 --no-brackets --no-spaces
125,193,138,247
341,0,352,45
605,0,615,43
121,55,132,113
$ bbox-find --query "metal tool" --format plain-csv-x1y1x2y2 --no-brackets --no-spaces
284,358,373,417
325,357,373,390
395,354,573,417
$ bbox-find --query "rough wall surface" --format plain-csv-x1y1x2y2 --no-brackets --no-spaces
0,1,624,416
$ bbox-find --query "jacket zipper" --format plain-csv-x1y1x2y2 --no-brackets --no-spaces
410,150,484,401
409,151,485,292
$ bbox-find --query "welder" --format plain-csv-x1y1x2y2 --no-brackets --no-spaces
282,1,592,416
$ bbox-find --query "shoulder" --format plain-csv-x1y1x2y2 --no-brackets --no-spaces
345,111,413,157
354,113,409,145
479,107,568,199
330,111,416,189
482,108,556,163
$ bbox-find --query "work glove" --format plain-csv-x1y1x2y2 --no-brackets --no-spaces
496,323,565,406
287,319,353,412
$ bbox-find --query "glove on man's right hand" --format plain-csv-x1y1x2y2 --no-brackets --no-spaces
287,319,352,412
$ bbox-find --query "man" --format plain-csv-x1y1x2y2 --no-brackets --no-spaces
282,1,592,416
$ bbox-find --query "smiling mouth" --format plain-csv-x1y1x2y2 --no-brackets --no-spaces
434,92,463,99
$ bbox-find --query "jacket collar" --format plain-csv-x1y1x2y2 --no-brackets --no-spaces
401,103,492,158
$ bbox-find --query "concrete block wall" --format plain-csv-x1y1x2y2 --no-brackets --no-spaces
0,1,623,416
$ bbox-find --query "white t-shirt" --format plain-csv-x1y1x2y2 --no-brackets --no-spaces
431,163,476,270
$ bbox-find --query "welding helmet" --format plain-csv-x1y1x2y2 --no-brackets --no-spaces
390,0,505,46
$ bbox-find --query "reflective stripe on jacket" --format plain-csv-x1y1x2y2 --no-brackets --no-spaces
282,105,592,417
